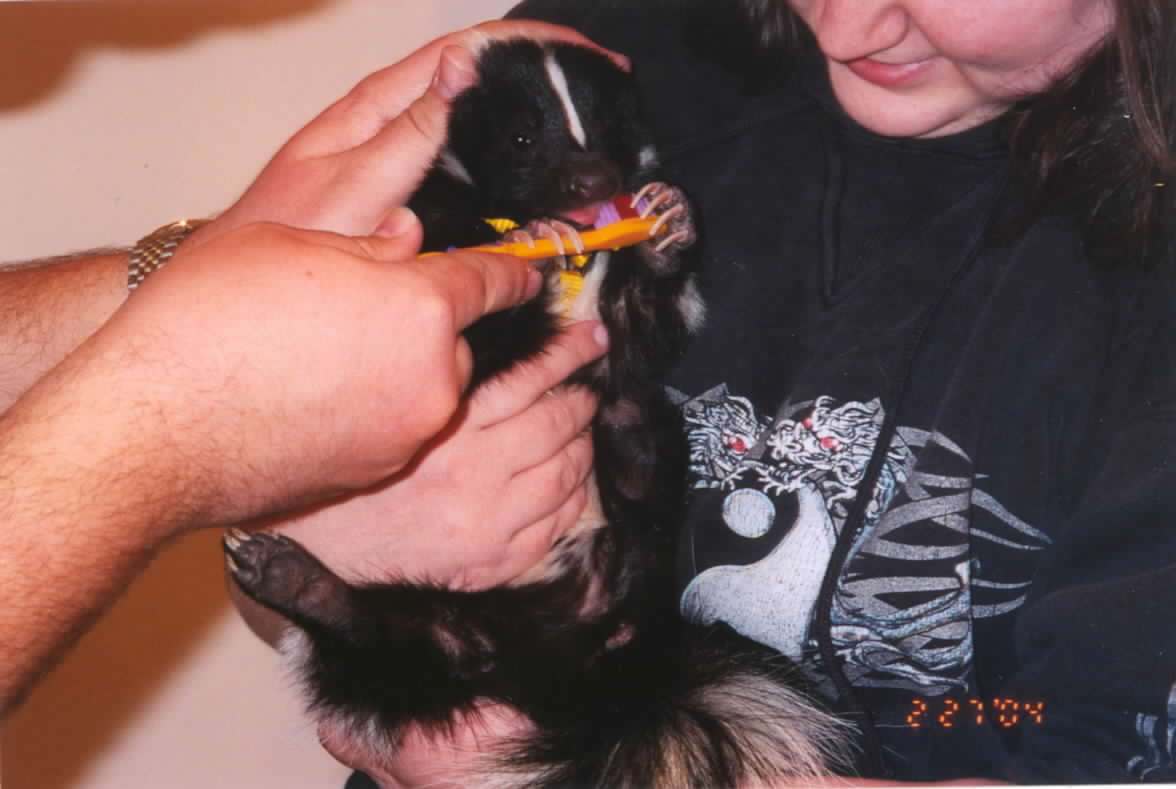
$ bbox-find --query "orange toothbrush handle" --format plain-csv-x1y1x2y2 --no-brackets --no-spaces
420,217,659,260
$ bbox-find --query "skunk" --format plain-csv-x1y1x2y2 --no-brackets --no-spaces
224,39,853,787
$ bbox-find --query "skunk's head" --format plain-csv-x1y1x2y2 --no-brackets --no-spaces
441,39,658,226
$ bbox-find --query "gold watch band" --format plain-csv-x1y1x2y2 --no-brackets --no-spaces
127,218,210,291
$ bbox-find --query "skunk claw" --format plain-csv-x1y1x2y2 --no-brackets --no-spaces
650,204,685,238
632,181,661,209
503,229,538,249
655,230,690,252
548,220,584,257
644,190,674,216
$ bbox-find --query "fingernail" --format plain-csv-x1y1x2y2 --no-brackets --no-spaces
593,322,610,349
377,206,417,238
525,267,543,299
434,46,477,100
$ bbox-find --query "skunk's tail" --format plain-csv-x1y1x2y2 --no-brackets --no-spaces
483,622,858,789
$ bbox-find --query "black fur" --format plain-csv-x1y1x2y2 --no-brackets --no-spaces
226,40,851,787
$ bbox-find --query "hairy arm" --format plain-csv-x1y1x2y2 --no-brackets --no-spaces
0,326,187,714
0,251,128,413
0,222,545,717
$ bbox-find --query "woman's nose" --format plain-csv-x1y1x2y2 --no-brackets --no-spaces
795,0,912,62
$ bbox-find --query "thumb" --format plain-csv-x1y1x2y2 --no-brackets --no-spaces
353,45,479,206
372,206,425,246
330,207,423,263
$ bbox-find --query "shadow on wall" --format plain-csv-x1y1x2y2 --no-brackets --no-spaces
1,531,232,789
0,0,331,110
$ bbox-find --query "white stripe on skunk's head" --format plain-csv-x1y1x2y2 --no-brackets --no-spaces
639,145,659,171
437,147,475,186
542,49,588,149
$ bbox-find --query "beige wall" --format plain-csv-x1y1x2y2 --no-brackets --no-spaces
0,1,514,787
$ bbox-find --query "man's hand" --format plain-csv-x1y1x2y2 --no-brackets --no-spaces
265,321,607,591
101,223,549,527
192,20,628,245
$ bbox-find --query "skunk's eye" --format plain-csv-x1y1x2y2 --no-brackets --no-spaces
512,134,534,150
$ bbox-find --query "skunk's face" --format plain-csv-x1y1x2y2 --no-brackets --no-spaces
444,40,657,226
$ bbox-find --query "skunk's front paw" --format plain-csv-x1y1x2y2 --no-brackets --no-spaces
504,219,586,268
224,529,352,626
634,182,696,255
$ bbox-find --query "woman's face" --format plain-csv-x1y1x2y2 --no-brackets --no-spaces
787,0,1113,138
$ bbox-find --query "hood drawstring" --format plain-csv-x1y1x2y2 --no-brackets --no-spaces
809,122,1008,779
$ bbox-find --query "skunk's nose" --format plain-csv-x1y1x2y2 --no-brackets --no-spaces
563,160,622,204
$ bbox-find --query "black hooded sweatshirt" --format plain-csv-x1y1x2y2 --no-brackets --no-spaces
490,2,1176,783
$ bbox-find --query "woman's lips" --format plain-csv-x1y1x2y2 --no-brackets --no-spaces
846,57,935,88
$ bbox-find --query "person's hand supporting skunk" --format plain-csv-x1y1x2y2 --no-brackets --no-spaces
0,21,619,717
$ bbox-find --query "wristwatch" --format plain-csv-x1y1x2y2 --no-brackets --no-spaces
127,218,210,291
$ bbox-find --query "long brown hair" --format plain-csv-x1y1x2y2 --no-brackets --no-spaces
1005,0,1176,267
715,0,1176,267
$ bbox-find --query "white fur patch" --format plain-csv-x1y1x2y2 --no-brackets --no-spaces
277,627,312,665
685,670,858,781
509,471,606,589
438,147,475,185
639,144,659,171
677,277,707,333
317,709,395,775
543,51,587,148
568,250,609,323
